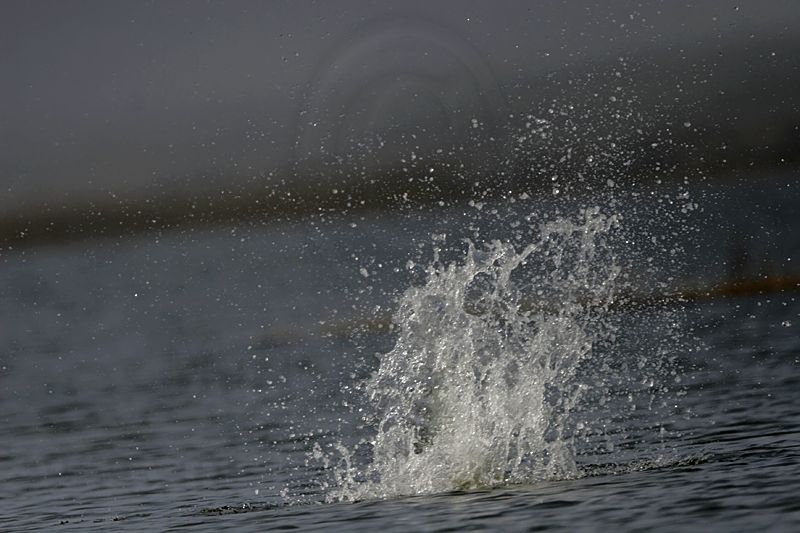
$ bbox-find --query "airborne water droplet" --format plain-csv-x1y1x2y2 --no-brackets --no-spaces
319,209,671,502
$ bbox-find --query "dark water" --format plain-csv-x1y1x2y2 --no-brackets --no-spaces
2,177,799,531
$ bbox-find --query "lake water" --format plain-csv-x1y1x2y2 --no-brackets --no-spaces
1,176,799,531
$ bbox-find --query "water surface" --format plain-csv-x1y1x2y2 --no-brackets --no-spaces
1,176,799,531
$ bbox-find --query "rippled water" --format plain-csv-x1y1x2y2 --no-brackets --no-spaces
2,177,799,531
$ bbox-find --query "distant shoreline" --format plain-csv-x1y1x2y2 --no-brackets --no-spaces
1,160,797,250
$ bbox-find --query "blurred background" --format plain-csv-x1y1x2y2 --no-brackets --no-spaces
2,0,799,246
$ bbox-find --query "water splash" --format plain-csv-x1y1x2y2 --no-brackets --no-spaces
319,206,662,502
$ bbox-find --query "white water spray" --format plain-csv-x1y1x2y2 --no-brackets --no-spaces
321,207,644,501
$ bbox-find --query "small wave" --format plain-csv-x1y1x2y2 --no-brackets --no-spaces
580,453,714,478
